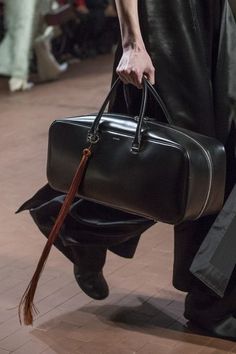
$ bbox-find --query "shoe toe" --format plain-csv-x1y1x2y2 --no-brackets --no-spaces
187,315,236,341
74,266,109,300
185,292,236,341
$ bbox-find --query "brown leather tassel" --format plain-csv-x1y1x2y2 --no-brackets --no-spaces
18,147,92,326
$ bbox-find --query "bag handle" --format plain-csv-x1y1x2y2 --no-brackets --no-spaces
88,77,173,151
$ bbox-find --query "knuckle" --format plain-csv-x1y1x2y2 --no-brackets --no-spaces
147,66,155,74
125,69,131,75
130,67,138,74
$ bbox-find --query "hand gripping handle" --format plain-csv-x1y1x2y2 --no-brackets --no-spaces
88,77,173,152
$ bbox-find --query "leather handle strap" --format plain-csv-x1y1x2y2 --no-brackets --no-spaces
88,77,173,151
87,78,121,143
131,77,148,152
132,78,174,151
145,79,173,124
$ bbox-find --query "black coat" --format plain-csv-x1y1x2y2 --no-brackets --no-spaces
107,1,236,292
110,0,236,143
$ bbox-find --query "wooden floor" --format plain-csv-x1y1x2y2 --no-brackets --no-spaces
0,55,235,354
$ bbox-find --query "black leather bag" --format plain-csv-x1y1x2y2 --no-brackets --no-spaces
47,78,226,225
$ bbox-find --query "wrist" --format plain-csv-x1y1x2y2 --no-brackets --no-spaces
122,37,145,51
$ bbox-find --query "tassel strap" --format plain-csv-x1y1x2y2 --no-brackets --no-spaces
18,147,92,325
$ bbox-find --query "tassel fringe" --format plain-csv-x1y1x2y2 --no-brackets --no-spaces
18,147,92,325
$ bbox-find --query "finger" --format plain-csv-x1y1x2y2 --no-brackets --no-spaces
136,72,143,89
116,69,130,85
130,70,142,89
122,70,135,85
145,67,156,85
119,72,130,85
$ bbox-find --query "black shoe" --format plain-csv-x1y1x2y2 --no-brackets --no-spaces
187,314,236,342
184,292,236,341
73,264,109,300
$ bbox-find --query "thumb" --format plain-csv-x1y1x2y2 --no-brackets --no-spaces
145,68,155,85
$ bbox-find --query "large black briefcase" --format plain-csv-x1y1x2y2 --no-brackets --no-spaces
47,78,226,225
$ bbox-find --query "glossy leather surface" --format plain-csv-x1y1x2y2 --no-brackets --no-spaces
47,109,226,224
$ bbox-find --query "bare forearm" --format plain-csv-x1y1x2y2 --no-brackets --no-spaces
115,0,145,49
115,0,155,87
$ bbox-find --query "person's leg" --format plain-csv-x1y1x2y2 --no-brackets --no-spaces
18,183,153,300
8,0,37,80
71,234,146,299
34,27,68,82
73,245,109,300
176,123,236,339
173,216,217,293
175,122,236,292
0,1,14,76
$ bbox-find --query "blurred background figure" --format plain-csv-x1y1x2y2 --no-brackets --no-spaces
0,1,4,43
0,0,70,92
33,0,70,82
55,0,118,60
0,0,119,92
0,0,37,92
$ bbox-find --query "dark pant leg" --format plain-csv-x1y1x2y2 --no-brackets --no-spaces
72,245,107,272
173,123,236,293
69,234,142,273
173,215,217,292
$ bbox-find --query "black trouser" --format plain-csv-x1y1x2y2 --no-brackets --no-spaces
72,245,107,272
173,122,236,293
